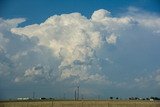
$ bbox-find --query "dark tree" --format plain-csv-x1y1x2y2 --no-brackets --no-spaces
110,97,113,99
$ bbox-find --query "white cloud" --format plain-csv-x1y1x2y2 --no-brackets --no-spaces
137,18,160,35
0,18,56,83
0,8,160,93
0,18,25,32
24,65,44,77
133,69,160,88
15,64,55,83
126,7,160,35
91,9,110,21
10,9,138,84
11,12,105,83
134,77,150,88
91,9,134,33
0,33,9,51
10,9,160,85
154,69,160,85
106,33,117,44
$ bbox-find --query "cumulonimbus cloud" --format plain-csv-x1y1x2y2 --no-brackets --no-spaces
10,9,135,84
0,9,160,88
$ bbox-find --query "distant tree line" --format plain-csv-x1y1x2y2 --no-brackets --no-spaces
108,96,160,101
128,97,160,100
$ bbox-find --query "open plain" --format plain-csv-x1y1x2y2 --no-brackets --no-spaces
0,100,160,107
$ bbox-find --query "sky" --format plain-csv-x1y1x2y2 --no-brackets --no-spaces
0,0,160,100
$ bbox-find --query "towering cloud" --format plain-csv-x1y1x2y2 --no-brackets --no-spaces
10,9,136,84
11,11,106,83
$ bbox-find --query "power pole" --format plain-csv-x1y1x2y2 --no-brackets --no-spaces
98,95,100,100
77,86,79,100
63,93,65,100
33,92,35,99
81,94,84,100
75,90,77,101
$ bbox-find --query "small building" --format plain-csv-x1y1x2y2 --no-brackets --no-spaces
150,99,154,101
17,97,29,100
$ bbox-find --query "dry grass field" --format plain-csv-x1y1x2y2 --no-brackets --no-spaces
0,100,160,107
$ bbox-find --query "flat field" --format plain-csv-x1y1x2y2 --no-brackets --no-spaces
0,100,160,107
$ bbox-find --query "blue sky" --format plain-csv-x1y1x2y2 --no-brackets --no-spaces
0,0,160,99
1,0,160,25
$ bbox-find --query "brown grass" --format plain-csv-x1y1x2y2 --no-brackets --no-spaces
0,100,160,107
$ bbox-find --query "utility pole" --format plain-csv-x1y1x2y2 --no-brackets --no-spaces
98,95,100,100
74,85,80,100
63,93,65,100
75,90,77,101
33,92,35,99
77,86,79,100
81,94,84,100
